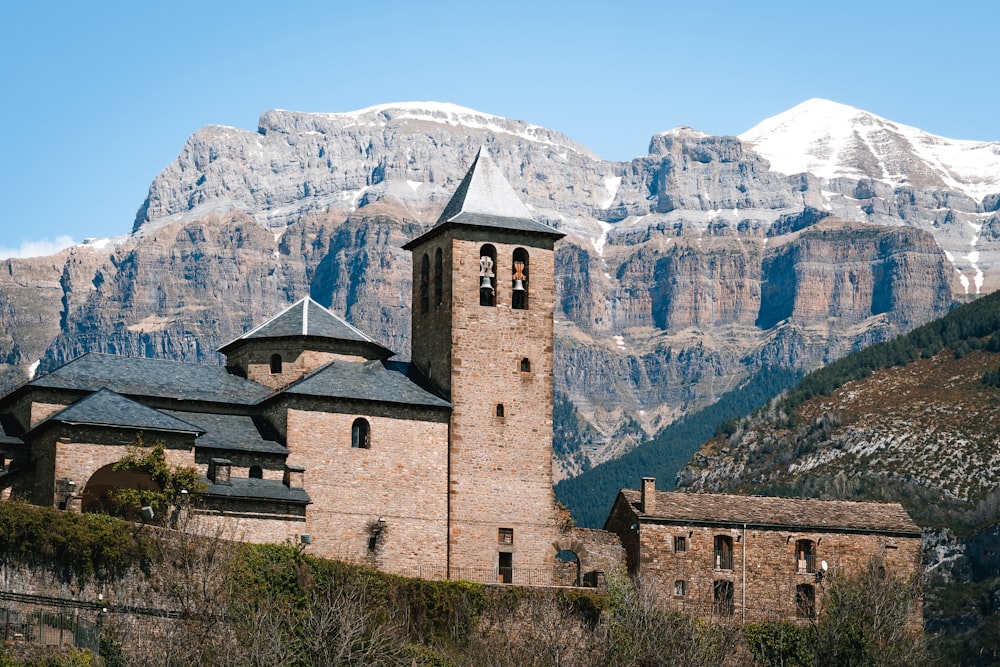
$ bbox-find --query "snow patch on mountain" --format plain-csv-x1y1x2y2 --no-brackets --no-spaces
740,98,1000,202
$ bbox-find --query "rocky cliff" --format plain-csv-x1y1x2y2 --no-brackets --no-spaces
1,101,996,479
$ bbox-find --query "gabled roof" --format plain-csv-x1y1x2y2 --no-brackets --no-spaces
403,148,564,250
162,410,288,455
217,297,392,358
35,389,203,435
28,353,271,405
617,489,920,536
282,359,450,409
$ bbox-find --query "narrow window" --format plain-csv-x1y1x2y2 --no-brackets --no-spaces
520,358,531,373
249,465,263,479
674,580,686,596
434,248,444,306
796,584,816,619
351,418,371,449
511,248,529,310
796,539,817,573
479,244,497,307
420,253,430,313
499,552,513,584
498,527,514,545
496,403,505,417
714,535,734,570
674,536,687,553
713,580,734,616
270,354,282,374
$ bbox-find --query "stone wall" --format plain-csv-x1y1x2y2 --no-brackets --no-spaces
634,521,921,626
428,231,563,581
284,403,450,574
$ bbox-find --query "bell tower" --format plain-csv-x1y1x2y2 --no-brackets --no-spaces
404,148,564,581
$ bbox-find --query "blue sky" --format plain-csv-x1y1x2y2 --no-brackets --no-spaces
2,1,997,257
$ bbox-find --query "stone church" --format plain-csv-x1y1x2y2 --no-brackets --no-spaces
0,150,920,616
0,149,622,586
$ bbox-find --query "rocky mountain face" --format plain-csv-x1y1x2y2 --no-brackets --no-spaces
2,100,998,479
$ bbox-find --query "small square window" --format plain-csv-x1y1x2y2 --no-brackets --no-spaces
674,580,686,596
498,528,514,545
674,536,687,553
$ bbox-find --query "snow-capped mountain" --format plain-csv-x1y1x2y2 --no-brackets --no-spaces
2,99,999,480
740,98,1000,201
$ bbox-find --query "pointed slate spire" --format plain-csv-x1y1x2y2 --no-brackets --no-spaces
403,147,563,250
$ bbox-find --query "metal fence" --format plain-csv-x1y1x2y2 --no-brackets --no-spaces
0,604,100,654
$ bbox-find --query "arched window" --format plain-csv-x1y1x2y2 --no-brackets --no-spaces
713,580,734,616
512,248,529,310
270,354,282,374
351,418,371,449
249,465,263,479
479,244,497,307
420,253,430,313
714,535,733,570
795,539,817,573
496,403,505,417
434,248,444,307
520,358,531,373
796,584,816,619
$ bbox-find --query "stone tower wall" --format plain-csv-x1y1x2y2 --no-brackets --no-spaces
419,231,561,581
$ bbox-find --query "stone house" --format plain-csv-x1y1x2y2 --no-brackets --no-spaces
0,149,622,586
605,477,922,626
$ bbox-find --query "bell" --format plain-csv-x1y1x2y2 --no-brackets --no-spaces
480,276,493,290
512,279,525,292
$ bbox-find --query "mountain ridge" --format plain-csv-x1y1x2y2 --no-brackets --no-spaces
1,98,997,478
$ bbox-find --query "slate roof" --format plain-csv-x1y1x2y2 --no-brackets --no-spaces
162,410,288,455
620,489,921,535
403,148,564,249
29,353,272,405
0,415,23,445
218,297,391,357
203,477,310,504
284,359,450,408
37,389,203,434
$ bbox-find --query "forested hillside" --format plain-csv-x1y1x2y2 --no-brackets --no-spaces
555,366,802,528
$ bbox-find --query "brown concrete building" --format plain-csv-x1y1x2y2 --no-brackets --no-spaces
605,477,923,626
0,149,621,586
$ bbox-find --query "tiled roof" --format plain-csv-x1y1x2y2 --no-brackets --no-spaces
162,410,288,455
218,297,390,357
283,359,450,408
29,353,271,405
403,148,563,249
39,389,203,434
621,489,920,535
203,477,310,504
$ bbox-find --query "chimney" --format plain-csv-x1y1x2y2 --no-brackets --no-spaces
208,458,232,485
641,477,656,515
284,464,305,489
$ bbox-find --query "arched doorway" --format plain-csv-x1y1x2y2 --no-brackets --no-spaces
555,549,581,587
80,463,160,519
